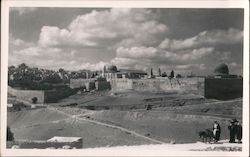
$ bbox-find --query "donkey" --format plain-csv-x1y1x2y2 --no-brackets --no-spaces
198,129,213,143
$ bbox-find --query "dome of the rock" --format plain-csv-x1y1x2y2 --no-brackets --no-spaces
214,63,229,75
105,65,118,73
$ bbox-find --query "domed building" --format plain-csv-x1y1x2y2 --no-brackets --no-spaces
103,64,147,81
214,63,229,75
104,65,118,73
213,63,238,78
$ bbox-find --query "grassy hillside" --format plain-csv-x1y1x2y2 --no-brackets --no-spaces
81,110,234,143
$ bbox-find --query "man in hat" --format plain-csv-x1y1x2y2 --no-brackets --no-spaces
213,121,221,143
236,121,242,143
228,119,238,143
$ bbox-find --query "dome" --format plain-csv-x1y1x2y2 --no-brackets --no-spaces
105,65,117,73
214,63,229,75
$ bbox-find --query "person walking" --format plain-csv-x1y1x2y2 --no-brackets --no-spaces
228,119,237,143
236,121,242,143
213,121,221,143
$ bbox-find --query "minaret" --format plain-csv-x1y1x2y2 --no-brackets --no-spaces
102,65,106,78
104,65,106,73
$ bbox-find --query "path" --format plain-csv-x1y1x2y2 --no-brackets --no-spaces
47,107,165,144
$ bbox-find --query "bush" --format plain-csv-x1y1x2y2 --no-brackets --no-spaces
32,97,38,104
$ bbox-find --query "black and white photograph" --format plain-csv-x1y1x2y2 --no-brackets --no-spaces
1,0,249,156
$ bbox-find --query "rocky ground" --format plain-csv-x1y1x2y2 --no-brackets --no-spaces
7,90,242,150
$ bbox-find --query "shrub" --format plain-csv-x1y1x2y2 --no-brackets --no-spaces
32,97,38,104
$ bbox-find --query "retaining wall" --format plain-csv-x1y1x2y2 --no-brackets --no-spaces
95,81,111,91
110,78,205,96
205,78,243,100
69,79,96,89
110,79,133,91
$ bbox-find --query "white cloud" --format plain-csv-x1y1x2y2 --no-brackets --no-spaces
180,47,214,60
9,8,243,76
229,62,237,67
159,28,243,50
38,8,168,48
111,46,214,73
216,51,232,61
74,61,108,71
116,47,158,59
9,36,33,48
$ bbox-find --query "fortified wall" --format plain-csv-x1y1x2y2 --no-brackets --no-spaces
70,78,111,91
68,77,243,100
205,78,243,100
69,79,96,90
110,78,205,95
8,86,78,104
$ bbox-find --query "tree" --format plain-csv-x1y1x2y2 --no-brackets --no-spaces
158,68,161,76
170,70,175,78
18,63,28,69
59,68,65,73
176,74,182,78
161,72,167,77
150,68,153,76
32,97,38,104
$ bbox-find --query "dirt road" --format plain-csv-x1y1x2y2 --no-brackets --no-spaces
47,107,165,144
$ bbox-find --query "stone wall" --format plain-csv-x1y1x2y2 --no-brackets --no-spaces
8,86,45,104
205,78,243,100
95,81,111,91
179,78,205,95
110,79,133,91
69,79,96,89
131,79,180,92
110,78,205,95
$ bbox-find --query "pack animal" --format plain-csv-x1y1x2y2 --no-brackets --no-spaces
198,129,213,143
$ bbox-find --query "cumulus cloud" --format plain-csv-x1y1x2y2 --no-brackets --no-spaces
38,8,168,48
159,28,243,50
10,7,38,15
9,36,108,71
114,46,213,62
9,8,243,75
9,35,33,48
116,47,158,59
111,46,214,73
179,47,214,60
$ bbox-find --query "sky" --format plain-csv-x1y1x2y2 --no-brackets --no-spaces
9,8,244,75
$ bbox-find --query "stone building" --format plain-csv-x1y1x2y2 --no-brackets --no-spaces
213,63,238,78
103,65,147,81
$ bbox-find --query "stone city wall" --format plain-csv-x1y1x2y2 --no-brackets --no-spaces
8,86,45,104
110,78,205,96
179,78,205,95
69,79,96,89
110,79,133,91
205,78,243,100
95,81,111,91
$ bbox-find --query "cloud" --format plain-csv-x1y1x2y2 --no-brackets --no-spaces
114,46,213,62
38,8,168,49
9,36,108,71
9,35,33,48
215,51,232,61
9,8,243,75
159,28,243,50
10,7,38,15
179,47,214,60
111,46,214,73
116,47,158,59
